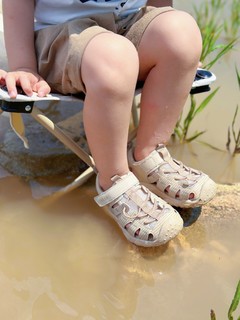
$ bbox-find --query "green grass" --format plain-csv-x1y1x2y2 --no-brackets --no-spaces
224,0,240,41
174,0,238,143
174,88,219,143
211,280,240,320
226,66,240,155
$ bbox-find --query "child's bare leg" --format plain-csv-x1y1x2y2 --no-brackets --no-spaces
134,10,202,160
81,33,139,190
128,11,216,208
82,33,184,247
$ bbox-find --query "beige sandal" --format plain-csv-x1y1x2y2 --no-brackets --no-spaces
94,172,183,247
128,144,217,208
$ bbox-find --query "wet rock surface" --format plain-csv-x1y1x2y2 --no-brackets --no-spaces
0,101,89,177
177,183,240,226
202,183,240,220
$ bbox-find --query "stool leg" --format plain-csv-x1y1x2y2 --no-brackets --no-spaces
31,105,97,172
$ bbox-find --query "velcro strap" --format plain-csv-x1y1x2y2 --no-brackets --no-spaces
94,172,139,207
138,150,161,176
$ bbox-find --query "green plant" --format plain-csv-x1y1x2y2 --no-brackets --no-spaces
194,0,238,69
194,0,237,69
174,0,238,143
224,0,240,41
210,280,240,319
226,66,240,155
174,88,219,143
236,65,240,88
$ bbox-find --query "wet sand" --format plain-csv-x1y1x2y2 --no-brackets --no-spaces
203,183,240,220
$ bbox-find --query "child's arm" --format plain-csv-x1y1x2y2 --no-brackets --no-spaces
2,0,50,98
147,1,173,7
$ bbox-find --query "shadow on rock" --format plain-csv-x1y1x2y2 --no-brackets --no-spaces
176,206,202,227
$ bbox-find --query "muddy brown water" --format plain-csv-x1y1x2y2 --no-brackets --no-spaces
0,1,240,319
0,175,240,320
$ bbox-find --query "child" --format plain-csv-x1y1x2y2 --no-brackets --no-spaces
1,0,216,247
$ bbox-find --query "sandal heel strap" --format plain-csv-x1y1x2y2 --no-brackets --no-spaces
94,172,139,207
135,150,161,177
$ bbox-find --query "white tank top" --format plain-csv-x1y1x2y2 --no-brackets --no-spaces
35,0,148,30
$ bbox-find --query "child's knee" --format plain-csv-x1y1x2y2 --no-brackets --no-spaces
82,33,139,95
143,10,202,67
164,11,202,63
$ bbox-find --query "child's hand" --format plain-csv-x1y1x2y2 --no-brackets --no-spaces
4,70,51,98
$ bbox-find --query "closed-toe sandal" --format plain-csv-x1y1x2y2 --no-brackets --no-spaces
94,172,183,247
128,144,217,208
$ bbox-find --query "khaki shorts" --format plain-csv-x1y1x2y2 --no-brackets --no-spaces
35,6,174,94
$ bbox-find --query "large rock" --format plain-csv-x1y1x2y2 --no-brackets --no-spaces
0,101,90,177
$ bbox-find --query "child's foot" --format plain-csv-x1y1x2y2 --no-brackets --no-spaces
94,172,183,247
128,144,216,208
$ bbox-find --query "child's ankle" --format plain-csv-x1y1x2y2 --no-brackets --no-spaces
133,147,153,162
98,171,130,191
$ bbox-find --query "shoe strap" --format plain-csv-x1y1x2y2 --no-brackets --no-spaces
137,150,161,179
94,172,139,207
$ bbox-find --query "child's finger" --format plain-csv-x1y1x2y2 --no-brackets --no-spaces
5,73,18,98
34,79,51,97
18,74,34,96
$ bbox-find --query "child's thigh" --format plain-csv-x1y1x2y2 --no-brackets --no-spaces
35,18,113,94
124,6,174,49
126,7,202,80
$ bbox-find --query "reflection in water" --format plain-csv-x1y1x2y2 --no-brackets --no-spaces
0,176,240,320
0,273,79,319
